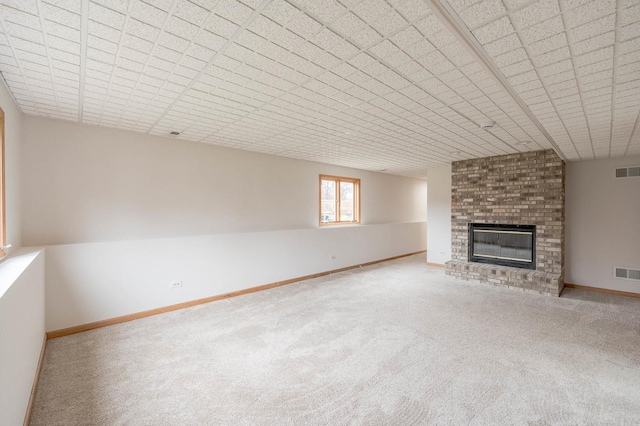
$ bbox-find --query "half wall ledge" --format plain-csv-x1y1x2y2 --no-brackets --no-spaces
445,260,564,297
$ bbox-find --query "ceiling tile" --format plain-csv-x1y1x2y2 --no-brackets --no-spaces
165,16,200,39
4,22,44,44
41,2,80,27
372,10,407,36
129,0,168,26
527,33,568,56
459,0,506,29
494,47,528,67
575,46,614,67
0,0,635,177
483,33,522,56
1,5,41,30
566,0,616,29
533,46,571,67
216,0,253,25
262,0,299,25
89,2,126,30
570,14,616,42
620,22,640,41
174,0,211,26
394,1,428,22
472,16,515,44
287,11,323,39
521,15,564,44
352,0,391,23
512,0,560,30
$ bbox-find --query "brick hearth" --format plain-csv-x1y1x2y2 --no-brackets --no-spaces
445,149,565,296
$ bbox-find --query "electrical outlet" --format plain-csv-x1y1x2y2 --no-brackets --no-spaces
330,255,336,260
170,281,182,289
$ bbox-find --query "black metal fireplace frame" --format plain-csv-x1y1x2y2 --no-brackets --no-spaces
468,223,536,270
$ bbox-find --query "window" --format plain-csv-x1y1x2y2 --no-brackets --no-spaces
319,175,360,225
0,107,5,258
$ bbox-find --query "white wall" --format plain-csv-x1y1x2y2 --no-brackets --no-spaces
0,249,45,426
0,81,43,426
426,165,451,265
21,116,428,330
22,116,426,246
566,156,640,293
1,82,22,253
45,223,426,330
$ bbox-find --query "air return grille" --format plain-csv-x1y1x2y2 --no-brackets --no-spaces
615,166,640,178
614,267,640,281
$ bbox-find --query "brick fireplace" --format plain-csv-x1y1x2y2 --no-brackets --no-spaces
445,149,565,296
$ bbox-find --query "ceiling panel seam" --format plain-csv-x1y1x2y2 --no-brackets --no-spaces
192,2,494,163
277,1,519,157
0,15,39,114
78,0,89,123
92,0,136,125
147,0,274,133
625,109,640,157
105,0,183,128
429,0,570,162
34,0,62,118
558,0,597,159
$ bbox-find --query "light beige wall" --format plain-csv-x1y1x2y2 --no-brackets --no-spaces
0,249,45,426
426,165,451,265
0,80,41,426
44,222,426,330
565,156,640,293
22,116,426,245
20,115,428,330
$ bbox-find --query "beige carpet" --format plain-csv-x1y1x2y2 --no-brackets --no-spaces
31,255,640,425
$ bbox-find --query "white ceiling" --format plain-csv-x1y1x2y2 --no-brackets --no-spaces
0,0,637,179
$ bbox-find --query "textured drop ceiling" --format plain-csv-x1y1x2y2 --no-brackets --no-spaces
0,0,638,179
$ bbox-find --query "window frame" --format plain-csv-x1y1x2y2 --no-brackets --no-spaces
0,107,5,258
319,174,360,226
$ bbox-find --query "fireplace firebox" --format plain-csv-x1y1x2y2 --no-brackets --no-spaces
469,223,536,270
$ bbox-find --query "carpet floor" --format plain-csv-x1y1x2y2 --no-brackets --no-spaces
30,255,640,425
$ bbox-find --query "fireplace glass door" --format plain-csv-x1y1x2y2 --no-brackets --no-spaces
469,224,535,269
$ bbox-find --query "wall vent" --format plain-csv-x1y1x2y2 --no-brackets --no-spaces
614,267,640,281
614,165,640,178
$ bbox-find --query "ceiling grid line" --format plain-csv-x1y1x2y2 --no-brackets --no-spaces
557,0,597,159
0,15,40,114
191,0,405,145
78,0,89,123
290,0,522,155
106,0,184,127
91,1,135,126
235,1,537,161
191,0,497,160
624,109,640,156
497,3,586,162
607,0,620,158
34,0,62,118
120,0,243,131
430,0,571,162
0,0,638,177
147,0,275,133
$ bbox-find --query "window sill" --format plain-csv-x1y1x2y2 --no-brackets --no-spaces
318,223,361,228
0,249,42,299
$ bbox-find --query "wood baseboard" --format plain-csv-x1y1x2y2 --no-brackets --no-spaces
47,250,426,339
24,334,47,426
426,262,445,268
564,283,640,299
